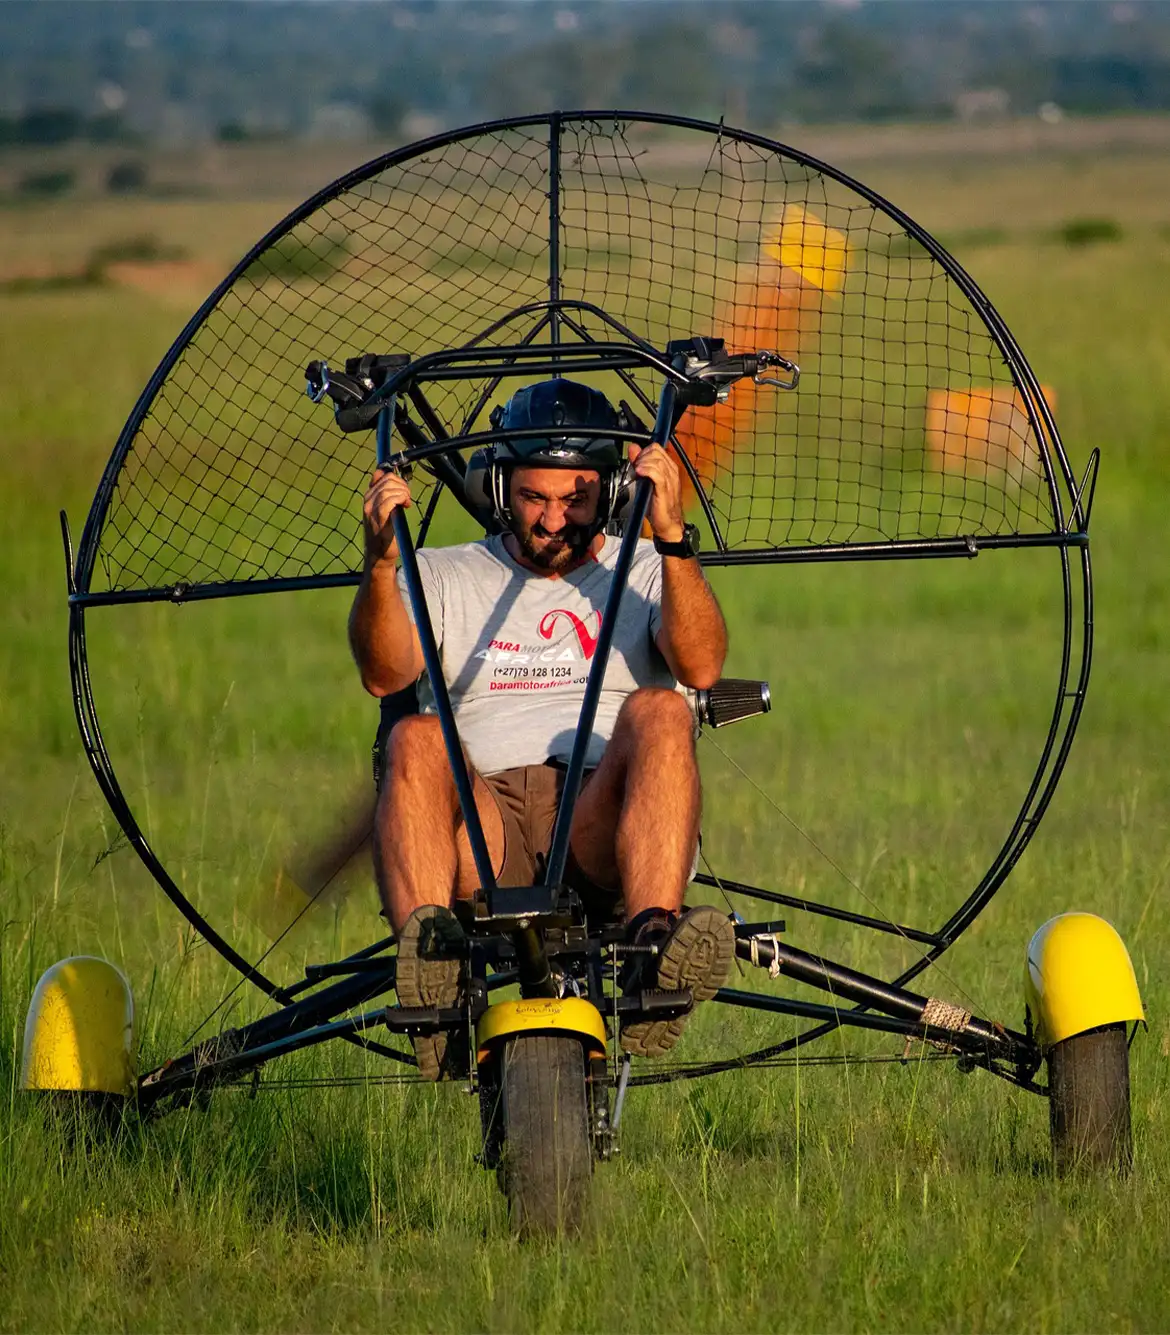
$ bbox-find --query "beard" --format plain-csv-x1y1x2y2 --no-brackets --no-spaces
511,515,595,571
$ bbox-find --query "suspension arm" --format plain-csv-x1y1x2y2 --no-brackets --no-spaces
137,963,402,1109
737,936,1033,1062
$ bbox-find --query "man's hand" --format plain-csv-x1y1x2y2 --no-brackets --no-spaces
362,468,412,564
628,442,684,543
351,467,424,696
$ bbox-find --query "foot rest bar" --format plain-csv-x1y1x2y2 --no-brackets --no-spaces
303,958,396,982
616,988,694,1020
733,920,786,938
384,1005,468,1036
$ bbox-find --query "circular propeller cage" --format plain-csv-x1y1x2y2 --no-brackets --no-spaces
68,113,1093,1071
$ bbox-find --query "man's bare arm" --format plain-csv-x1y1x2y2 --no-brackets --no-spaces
655,557,727,690
348,470,424,697
628,441,727,689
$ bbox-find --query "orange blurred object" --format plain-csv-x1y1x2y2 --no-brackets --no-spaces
924,385,1056,481
673,204,850,500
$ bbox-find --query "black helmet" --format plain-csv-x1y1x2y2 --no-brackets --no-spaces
466,378,634,531
489,378,625,471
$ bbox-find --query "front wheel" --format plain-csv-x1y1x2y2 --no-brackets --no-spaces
498,1034,592,1236
1048,1023,1132,1174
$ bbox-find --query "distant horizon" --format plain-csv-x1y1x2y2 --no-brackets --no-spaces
3,0,1169,147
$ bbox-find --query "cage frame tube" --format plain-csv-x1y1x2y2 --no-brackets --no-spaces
686,545,1090,1066
465,297,662,360
548,111,562,349
65,528,1085,611
455,309,556,438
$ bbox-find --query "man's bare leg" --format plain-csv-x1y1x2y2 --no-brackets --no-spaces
569,687,732,1056
374,714,505,933
375,714,506,1080
569,686,700,916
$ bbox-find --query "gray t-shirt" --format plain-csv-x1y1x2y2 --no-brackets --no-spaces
397,534,675,774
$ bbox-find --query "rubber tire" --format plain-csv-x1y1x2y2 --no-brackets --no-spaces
1048,1023,1132,1175
499,1034,592,1237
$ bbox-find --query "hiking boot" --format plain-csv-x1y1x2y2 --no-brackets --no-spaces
395,904,465,1081
620,905,735,1058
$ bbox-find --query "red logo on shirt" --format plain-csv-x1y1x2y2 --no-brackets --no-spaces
538,608,602,659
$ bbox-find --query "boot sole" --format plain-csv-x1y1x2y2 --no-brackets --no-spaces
395,907,463,1081
620,907,735,1058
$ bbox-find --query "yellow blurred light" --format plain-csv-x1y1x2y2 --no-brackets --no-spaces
762,204,850,292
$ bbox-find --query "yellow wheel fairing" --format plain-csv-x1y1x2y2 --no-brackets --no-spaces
21,957,136,1096
476,997,606,1060
1025,913,1143,1052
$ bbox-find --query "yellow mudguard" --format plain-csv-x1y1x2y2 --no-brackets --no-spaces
21,957,136,1096
1025,913,1143,1052
476,997,606,1062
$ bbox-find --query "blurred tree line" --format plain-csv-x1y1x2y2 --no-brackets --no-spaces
2,0,1170,147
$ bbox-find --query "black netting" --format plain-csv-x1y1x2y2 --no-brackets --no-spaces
89,117,1062,594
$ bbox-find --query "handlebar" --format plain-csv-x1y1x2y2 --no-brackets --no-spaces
304,335,799,435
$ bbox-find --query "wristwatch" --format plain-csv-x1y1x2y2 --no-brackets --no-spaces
653,523,701,559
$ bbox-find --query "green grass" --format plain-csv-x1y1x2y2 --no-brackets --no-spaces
0,234,190,294
241,231,350,284
2,144,1170,1331
1053,217,1124,248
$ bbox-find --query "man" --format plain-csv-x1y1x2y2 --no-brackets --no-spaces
349,378,735,1077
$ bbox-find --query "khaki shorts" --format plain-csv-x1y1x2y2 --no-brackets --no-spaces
482,762,622,921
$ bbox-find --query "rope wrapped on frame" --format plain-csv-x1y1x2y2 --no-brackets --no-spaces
903,995,975,1058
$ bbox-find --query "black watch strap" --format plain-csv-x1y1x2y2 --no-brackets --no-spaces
653,523,701,559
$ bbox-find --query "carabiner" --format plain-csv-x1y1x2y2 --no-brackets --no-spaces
754,351,800,392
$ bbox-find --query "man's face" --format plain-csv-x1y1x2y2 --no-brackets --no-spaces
508,466,602,571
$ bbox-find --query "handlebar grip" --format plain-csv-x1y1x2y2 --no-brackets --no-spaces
695,678,771,728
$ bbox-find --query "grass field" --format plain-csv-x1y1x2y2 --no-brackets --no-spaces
2,129,1170,1332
